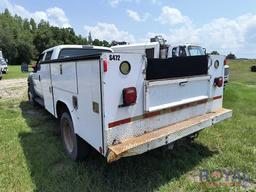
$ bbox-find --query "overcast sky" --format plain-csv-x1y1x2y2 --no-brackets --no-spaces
1,0,256,58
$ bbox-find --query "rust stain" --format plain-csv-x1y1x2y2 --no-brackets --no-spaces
108,98,211,129
107,108,232,162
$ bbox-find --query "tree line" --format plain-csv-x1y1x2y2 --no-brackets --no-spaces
210,51,236,59
0,9,111,65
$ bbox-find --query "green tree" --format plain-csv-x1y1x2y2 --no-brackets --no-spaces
226,53,236,60
88,32,92,44
210,51,220,55
0,9,110,65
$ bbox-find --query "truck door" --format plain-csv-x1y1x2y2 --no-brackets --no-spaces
33,54,44,98
40,50,55,115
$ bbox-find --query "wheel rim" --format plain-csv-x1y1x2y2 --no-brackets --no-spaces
62,118,74,153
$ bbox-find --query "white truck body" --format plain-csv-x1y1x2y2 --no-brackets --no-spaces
29,45,232,162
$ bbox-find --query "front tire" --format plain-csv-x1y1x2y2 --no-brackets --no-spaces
28,78,38,106
60,112,90,161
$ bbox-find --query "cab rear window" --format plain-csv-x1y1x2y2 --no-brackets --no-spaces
58,48,112,59
188,46,205,56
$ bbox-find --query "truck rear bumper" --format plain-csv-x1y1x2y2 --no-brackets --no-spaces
107,108,232,163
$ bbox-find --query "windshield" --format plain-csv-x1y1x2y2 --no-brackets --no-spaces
0,58,6,65
188,46,205,56
58,48,112,59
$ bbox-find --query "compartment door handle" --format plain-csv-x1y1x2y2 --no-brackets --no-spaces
179,81,188,86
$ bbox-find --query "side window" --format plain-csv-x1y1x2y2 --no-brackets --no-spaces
179,46,187,57
172,47,178,57
45,50,53,61
145,48,155,59
36,53,44,71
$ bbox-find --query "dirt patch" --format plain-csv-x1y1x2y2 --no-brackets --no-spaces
0,78,27,99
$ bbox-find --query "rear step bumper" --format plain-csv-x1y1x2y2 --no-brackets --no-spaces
107,108,232,163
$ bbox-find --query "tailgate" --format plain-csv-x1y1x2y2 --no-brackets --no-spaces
145,75,210,112
107,108,232,162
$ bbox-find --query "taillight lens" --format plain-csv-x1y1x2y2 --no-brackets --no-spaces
103,59,108,72
123,87,137,106
224,59,227,65
214,77,223,87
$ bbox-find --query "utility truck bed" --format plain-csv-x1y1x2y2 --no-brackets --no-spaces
28,44,232,162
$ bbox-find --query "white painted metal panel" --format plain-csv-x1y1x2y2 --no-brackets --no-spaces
103,54,226,147
51,62,77,94
112,42,160,58
50,59,103,153
106,103,208,145
75,59,103,153
145,76,210,112
31,70,43,98
40,64,55,115
207,55,225,111
102,53,146,128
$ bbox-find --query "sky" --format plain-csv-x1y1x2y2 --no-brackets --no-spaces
1,0,256,58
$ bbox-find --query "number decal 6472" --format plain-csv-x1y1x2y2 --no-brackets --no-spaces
109,55,120,61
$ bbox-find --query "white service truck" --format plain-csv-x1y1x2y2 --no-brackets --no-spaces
28,44,232,162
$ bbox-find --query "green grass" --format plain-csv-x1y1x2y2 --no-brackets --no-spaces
0,60,255,192
2,65,30,80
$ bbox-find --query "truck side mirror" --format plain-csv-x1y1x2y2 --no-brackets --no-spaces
31,64,37,72
203,48,207,55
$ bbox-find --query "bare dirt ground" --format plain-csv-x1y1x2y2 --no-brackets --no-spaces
0,78,27,99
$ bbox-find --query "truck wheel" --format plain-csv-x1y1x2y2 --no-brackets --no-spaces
28,78,38,106
60,112,90,161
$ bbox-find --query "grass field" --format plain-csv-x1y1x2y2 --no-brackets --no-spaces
0,60,255,191
1,65,30,80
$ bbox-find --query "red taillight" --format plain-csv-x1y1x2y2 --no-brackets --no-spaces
224,59,227,65
123,87,137,106
214,77,223,87
103,59,108,72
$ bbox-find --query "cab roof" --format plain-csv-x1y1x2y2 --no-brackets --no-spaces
42,45,113,54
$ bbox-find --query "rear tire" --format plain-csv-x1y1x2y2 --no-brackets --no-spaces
60,112,90,161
